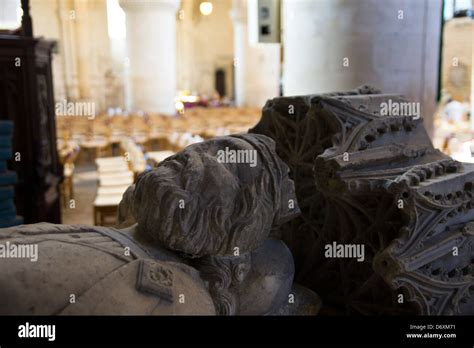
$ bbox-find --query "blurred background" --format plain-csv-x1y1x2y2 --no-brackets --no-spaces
0,0,472,227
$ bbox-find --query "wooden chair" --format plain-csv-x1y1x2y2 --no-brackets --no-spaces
146,150,175,168
57,140,80,208
93,154,134,226
93,194,123,226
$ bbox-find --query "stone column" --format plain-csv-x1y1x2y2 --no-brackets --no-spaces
230,0,280,107
120,0,180,115
282,0,443,138
471,20,474,132
74,0,112,111
32,0,113,110
57,0,80,102
31,0,70,102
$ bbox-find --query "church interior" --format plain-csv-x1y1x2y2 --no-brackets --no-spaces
0,0,471,227
0,0,473,319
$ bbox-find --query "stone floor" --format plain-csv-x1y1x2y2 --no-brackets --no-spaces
61,164,97,225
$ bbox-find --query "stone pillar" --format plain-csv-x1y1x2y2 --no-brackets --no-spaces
230,0,280,107
57,0,80,102
74,0,112,111
471,0,474,132
32,0,113,110
31,0,70,102
282,0,443,138
120,0,180,115
471,45,474,131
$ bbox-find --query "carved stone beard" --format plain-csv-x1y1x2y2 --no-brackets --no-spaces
193,239,295,315
193,253,252,315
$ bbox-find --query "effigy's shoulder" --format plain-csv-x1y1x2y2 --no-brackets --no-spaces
0,223,215,315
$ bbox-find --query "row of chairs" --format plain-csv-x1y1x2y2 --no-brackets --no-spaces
93,156,132,226
93,140,180,226
56,107,260,149
57,107,261,226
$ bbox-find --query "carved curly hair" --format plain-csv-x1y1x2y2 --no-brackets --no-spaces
131,134,299,258
193,253,252,315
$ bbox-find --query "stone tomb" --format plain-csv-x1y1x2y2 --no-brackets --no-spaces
251,86,474,315
0,134,320,316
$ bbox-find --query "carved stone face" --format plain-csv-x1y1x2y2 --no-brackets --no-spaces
131,134,300,258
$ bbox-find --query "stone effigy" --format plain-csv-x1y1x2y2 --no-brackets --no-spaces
250,86,474,315
0,223,216,315
0,134,320,315
4,89,468,316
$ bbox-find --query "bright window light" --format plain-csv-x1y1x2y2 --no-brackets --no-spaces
107,0,126,39
200,2,213,16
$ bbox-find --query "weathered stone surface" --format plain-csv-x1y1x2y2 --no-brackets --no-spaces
127,133,314,314
132,134,300,258
267,284,322,316
0,223,214,315
117,184,136,228
251,86,474,315
0,134,319,316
